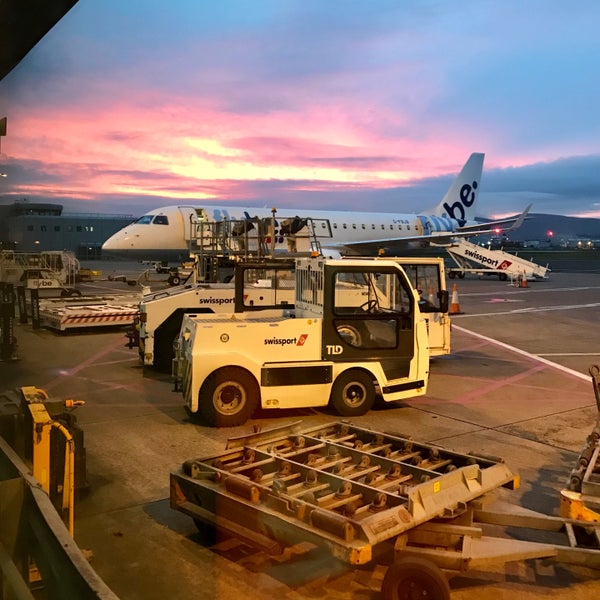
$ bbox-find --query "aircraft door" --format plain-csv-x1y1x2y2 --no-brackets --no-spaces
322,266,415,379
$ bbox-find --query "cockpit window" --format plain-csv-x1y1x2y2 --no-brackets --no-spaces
153,215,169,225
135,215,154,224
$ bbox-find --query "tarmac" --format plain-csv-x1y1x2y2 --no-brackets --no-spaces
2,260,600,600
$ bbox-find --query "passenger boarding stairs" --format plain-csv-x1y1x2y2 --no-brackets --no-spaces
0,250,80,290
446,238,549,281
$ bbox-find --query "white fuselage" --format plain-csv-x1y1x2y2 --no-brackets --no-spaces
101,204,466,262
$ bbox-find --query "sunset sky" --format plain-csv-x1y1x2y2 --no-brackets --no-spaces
1,0,600,219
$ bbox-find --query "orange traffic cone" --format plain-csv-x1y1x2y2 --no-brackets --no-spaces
449,283,462,315
520,271,528,288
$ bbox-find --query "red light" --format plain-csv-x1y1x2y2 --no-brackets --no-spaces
493,228,501,234
547,230,554,237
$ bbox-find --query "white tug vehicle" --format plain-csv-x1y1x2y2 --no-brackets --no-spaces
172,256,432,427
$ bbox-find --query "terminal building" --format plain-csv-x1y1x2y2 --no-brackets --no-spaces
0,200,134,258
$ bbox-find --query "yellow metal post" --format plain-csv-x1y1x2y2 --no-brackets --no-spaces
23,387,76,536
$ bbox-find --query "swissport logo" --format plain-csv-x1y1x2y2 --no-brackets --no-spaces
442,181,478,227
498,260,512,270
198,296,234,306
264,334,308,346
464,247,501,268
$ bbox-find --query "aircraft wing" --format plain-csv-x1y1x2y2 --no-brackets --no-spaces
456,203,532,235
327,204,532,256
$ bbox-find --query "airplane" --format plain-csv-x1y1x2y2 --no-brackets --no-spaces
101,153,530,262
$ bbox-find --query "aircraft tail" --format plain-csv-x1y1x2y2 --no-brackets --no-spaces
428,153,485,226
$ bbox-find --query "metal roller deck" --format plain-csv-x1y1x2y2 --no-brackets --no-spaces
171,420,600,599
171,421,518,563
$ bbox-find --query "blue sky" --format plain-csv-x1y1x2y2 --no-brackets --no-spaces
1,0,599,218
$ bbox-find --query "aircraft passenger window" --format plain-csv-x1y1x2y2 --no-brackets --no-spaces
343,224,347,229
381,224,385,230
333,223,338,229
352,224,357,229
371,224,375,229
153,215,169,225
362,224,366,229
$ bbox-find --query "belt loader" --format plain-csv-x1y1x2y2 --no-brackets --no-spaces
136,259,297,371
172,256,430,426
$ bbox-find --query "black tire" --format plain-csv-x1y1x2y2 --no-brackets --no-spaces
170,275,181,286
199,367,259,427
499,272,508,281
336,323,363,347
382,557,450,600
329,369,375,417
153,315,183,372
458,272,465,279
448,272,456,279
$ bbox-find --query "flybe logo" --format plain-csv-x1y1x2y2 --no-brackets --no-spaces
442,181,478,227
264,334,308,346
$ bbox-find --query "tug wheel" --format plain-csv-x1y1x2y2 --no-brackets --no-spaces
336,323,363,347
199,367,259,427
382,557,450,600
329,369,375,417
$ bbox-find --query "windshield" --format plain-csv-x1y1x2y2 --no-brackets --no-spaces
134,215,154,224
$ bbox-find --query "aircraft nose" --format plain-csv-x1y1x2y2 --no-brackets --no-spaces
102,231,129,252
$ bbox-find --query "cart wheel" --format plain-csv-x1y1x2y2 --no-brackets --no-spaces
382,557,450,600
499,272,508,281
170,275,181,286
199,367,259,427
458,272,465,279
329,369,375,417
